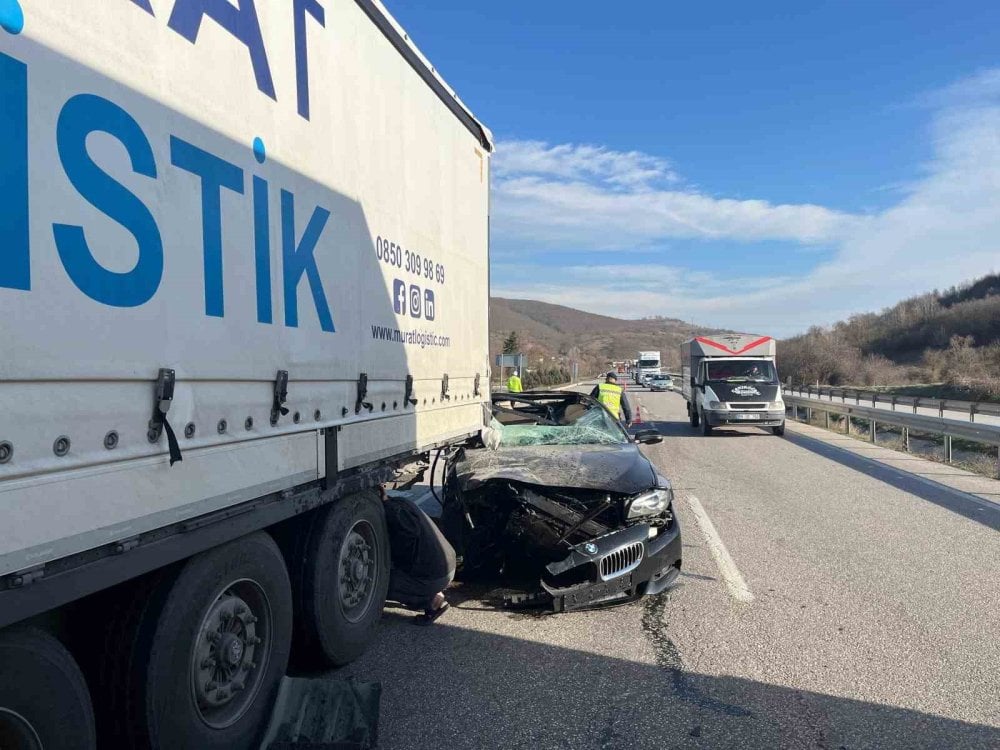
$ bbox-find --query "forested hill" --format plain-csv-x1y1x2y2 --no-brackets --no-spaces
489,298,720,376
780,273,1000,397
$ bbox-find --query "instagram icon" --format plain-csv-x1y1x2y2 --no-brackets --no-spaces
409,285,422,319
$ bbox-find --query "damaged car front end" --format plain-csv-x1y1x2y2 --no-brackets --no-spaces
442,392,682,611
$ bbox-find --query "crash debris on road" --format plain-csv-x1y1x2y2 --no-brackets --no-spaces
260,677,381,750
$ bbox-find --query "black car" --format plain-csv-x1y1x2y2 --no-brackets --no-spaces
441,391,681,611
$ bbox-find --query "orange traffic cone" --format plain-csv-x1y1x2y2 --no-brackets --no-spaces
633,399,643,424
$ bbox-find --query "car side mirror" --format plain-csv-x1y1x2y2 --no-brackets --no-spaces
633,430,663,445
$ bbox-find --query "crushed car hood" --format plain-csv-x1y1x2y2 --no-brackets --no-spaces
455,444,657,495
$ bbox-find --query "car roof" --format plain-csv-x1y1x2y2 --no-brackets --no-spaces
490,391,598,407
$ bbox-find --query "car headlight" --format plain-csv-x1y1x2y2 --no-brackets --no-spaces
770,400,784,409
627,488,674,519
708,400,723,409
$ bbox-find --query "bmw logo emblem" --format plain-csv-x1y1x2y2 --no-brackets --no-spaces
582,543,598,555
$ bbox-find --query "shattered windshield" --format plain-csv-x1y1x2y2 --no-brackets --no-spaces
706,360,776,383
490,403,629,447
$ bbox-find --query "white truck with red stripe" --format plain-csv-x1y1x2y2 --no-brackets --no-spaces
680,335,786,436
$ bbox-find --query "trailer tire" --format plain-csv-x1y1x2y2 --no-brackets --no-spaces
101,533,292,750
289,490,390,668
0,627,96,750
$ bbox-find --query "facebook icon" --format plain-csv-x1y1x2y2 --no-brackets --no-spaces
393,279,407,315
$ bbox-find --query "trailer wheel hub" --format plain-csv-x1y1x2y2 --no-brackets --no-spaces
191,581,271,729
338,521,379,622
222,634,244,666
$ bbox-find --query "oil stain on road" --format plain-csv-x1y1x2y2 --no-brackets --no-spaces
640,592,751,719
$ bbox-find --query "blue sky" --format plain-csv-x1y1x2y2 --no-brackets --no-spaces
386,1,1000,335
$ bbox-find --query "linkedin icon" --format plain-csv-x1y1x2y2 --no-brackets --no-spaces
424,290,436,320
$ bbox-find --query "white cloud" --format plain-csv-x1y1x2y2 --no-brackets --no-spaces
491,70,1000,336
493,265,797,327
919,68,1000,110
494,140,680,188
492,140,864,249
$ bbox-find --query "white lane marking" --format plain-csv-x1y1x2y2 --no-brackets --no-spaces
685,495,754,603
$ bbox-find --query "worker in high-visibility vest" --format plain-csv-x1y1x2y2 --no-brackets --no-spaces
507,370,523,393
591,371,632,425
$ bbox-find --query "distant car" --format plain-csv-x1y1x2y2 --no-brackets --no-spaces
648,375,674,392
641,373,655,386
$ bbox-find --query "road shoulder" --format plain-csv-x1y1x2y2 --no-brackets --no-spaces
785,419,1000,506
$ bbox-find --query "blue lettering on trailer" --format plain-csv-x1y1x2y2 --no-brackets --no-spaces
0,51,29,291
170,137,245,318
281,191,335,333
253,175,273,325
167,0,276,100
53,94,164,308
7,1,326,124
129,0,324,122
293,0,325,120
0,0,24,35
0,40,337,332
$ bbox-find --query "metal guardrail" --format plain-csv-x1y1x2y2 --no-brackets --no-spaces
783,392,1000,478
783,394,1000,446
783,385,1000,422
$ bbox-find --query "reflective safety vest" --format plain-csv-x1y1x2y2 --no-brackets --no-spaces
597,382,623,416
507,375,523,393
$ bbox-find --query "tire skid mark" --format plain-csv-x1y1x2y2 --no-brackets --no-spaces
640,594,751,718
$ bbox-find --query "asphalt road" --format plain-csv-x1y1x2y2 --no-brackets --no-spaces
339,386,1000,749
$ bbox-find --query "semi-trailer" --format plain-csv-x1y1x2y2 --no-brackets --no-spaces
0,2,492,747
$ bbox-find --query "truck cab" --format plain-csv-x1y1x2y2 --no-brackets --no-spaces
635,351,662,386
680,336,785,436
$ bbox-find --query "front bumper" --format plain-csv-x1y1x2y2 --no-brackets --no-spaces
536,519,682,612
705,409,785,427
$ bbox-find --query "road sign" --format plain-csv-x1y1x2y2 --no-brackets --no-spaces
495,354,524,368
